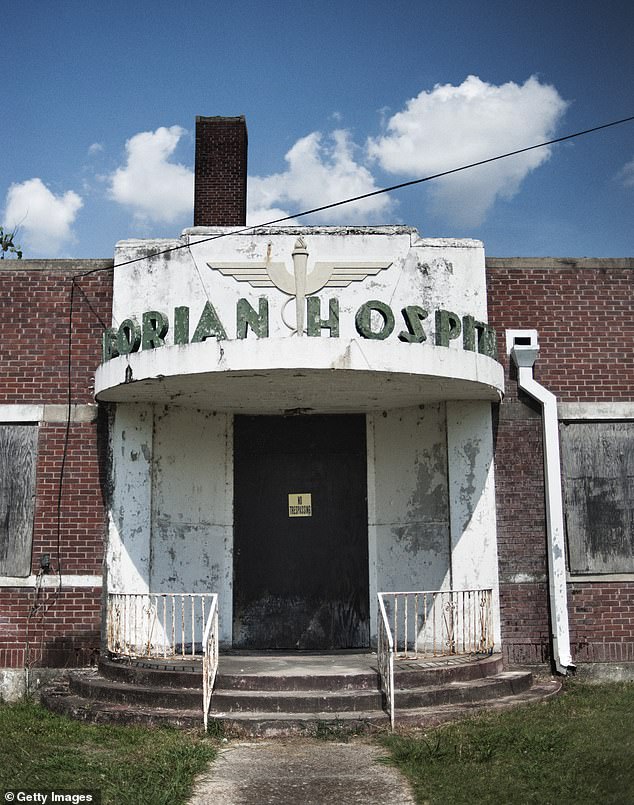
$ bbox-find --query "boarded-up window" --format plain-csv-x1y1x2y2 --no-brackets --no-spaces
0,425,38,576
560,421,634,574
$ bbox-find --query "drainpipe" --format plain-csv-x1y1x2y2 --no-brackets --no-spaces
509,333,575,675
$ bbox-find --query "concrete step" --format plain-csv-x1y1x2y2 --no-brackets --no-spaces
392,653,504,688
394,670,532,708
99,656,202,689
44,677,560,737
40,653,561,736
208,709,390,738
41,679,202,729
98,652,502,691
70,669,384,713
395,678,563,727
211,687,384,713
99,653,381,691
70,671,202,709
216,670,379,692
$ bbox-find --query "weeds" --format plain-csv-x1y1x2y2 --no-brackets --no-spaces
380,681,634,805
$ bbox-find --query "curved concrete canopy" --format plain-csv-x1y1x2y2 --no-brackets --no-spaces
95,338,504,413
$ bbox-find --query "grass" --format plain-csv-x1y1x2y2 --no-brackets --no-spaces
379,681,634,805
0,698,216,805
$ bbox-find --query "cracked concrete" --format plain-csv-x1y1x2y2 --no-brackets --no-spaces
188,740,416,805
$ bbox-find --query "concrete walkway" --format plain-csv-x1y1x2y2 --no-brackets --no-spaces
188,740,417,805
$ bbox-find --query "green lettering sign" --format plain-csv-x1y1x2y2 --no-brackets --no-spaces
174,306,190,345
399,306,428,343
307,297,339,337
355,300,395,340
117,318,141,355
142,311,169,350
237,298,269,339
435,310,461,347
191,301,227,342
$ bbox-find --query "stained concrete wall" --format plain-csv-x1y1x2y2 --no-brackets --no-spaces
447,400,501,644
150,406,233,641
368,405,451,638
368,402,500,645
106,404,234,643
107,404,153,594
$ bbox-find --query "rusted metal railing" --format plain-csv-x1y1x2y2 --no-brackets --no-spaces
377,592,395,729
202,594,220,731
377,588,494,728
107,592,217,659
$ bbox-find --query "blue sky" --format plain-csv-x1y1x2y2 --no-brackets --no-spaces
1,0,633,258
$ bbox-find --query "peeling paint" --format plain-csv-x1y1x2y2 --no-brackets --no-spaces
391,523,449,555
459,438,481,530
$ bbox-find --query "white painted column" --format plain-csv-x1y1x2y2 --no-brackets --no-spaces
446,400,501,646
106,404,154,594
150,407,234,644
369,405,452,641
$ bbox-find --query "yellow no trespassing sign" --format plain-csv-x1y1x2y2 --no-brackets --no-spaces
288,493,312,517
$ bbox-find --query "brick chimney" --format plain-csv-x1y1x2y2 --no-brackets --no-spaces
194,116,248,226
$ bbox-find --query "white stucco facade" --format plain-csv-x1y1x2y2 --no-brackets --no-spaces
99,227,503,648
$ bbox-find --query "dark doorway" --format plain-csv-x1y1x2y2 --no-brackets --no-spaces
233,414,369,650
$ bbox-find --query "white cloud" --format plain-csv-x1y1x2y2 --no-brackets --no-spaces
246,206,299,227
88,142,104,156
618,157,634,187
109,126,193,223
367,75,568,227
247,129,393,226
3,178,83,256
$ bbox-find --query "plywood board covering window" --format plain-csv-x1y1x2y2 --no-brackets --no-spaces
0,424,38,576
561,421,634,574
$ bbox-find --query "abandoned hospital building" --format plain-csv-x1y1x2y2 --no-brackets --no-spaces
1,116,632,728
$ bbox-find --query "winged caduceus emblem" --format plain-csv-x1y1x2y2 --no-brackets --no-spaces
207,237,392,335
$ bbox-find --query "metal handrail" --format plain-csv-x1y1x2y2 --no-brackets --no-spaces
377,588,494,728
377,592,395,729
106,592,216,659
202,594,219,731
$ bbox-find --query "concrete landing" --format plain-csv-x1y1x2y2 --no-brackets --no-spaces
218,652,378,676
187,740,416,805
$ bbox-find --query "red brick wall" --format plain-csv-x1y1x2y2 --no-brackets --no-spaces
486,259,634,402
0,261,113,404
569,582,634,663
493,410,551,665
0,262,112,670
487,258,634,667
0,588,101,669
32,422,105,576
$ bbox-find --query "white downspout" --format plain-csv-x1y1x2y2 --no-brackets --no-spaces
509,336,575,675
